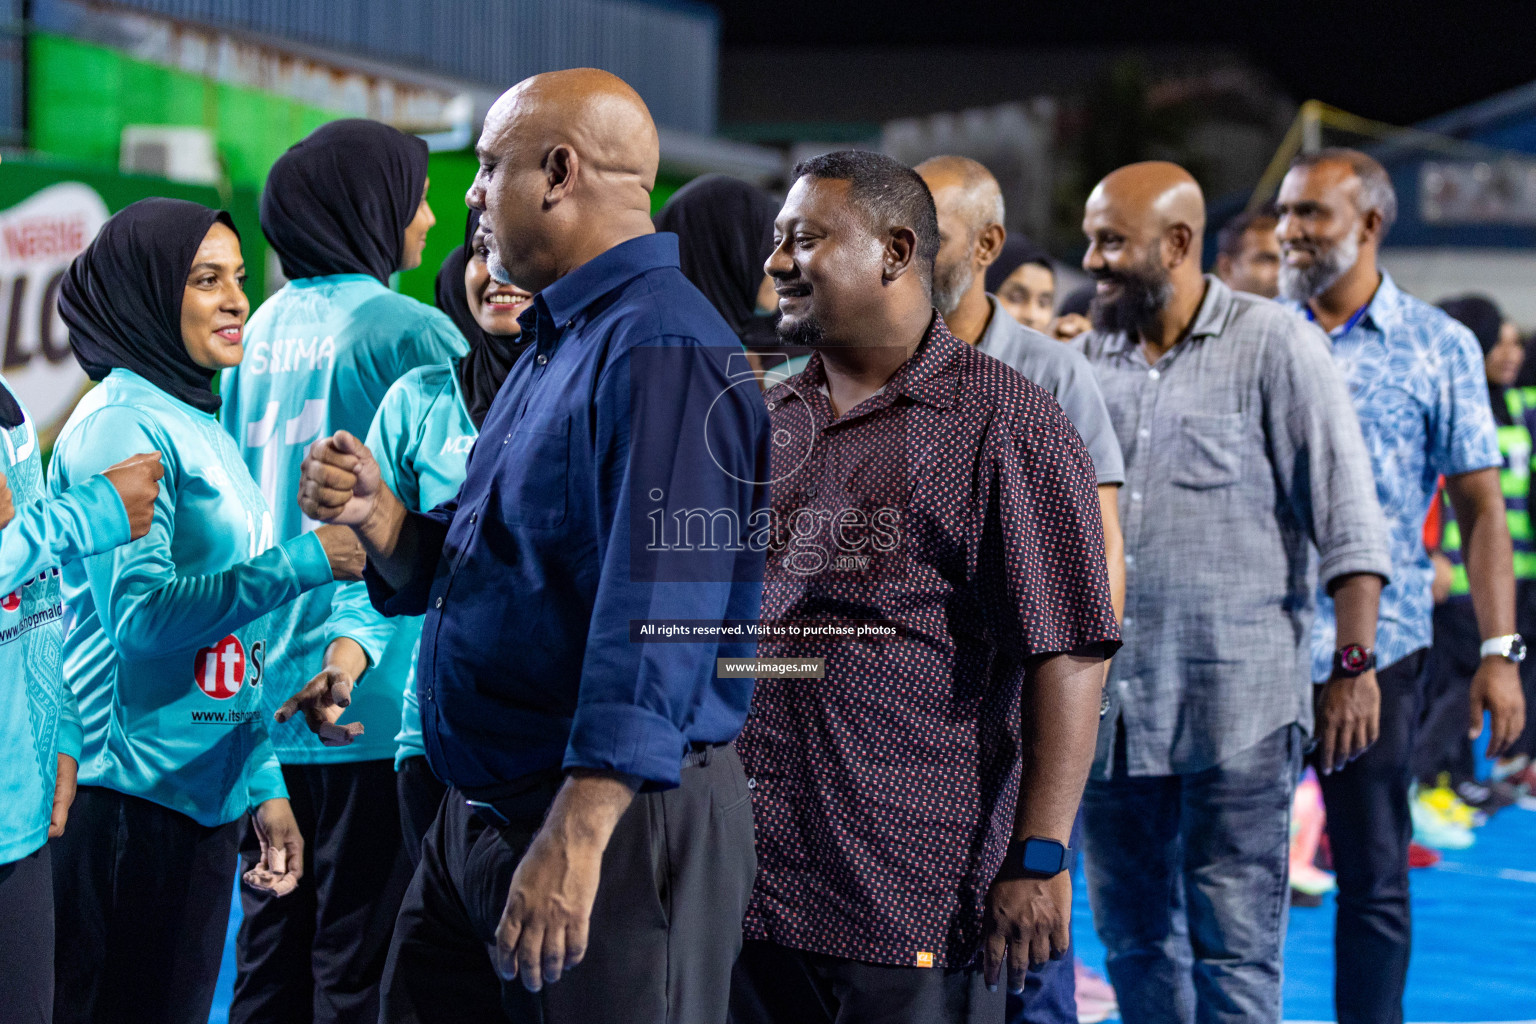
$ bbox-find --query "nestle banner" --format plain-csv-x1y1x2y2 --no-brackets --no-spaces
0,182,110,434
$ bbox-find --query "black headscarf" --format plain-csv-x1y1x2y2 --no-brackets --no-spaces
436,210,531,429
1438,295,1503,356
0,380,22,430
985,233,1054,294
59,198,236,414
261,119,429,284
653,175,779,339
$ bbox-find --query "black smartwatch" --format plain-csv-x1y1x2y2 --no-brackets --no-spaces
999,837,1072,880
1332,644,1376,678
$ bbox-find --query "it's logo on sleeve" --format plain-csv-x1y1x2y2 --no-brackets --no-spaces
193,635,246,700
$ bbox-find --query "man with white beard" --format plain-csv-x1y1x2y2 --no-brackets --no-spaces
1277,148,1526,1024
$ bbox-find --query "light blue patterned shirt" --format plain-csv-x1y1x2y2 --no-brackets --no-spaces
1289,271,1501,681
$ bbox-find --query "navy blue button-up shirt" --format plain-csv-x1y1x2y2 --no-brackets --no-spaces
367,233,770,789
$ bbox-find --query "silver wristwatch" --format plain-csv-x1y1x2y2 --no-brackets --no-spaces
1479,634,1527,663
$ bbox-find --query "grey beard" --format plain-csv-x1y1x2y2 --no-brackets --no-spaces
930,258,975,320
1279,232,1359,302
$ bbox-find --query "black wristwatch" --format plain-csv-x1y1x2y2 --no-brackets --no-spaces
999,837,1072,880
1332,644,1376,678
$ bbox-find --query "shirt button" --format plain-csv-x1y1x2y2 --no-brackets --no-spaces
1148,368,1161,381
435,596,444,609
1131,491,1142,502
1125,554,1135,567
1123,616,1135,628
1138,428,1150,439
535,353,549,366
766,402,776,411
469,512,478,524
747,778,757,789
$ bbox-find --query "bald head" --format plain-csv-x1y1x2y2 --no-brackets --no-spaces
1088,161,1206,246
915,156,1005,235
913,155,1008,325
468,69,661,292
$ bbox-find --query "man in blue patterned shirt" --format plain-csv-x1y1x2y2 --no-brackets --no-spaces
1278,148,1527,1024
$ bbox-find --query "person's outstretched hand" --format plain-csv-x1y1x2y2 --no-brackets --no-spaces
298,431,382,527
244,797,304,897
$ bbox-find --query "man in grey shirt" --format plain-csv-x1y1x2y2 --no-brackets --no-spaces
1074,162,1391,1024
917,155,1123,1024
918,156,1125,614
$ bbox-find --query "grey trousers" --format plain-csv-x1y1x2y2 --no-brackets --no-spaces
379,744,757,1024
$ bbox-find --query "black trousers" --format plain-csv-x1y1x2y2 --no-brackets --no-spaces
731,940,1004,1024
1414,601,1480,785
1316,649,1428,1024
0,846,54,1024
397,755,448,872
231,759,411,1024
379,743,757,1024
52,786,239,1024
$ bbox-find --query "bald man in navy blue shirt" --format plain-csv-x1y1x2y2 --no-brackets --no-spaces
297,70,768,1024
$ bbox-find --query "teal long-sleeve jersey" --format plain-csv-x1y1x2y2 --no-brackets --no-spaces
0,374,130,864
49,369,334,827
327,362,477,769
220,275,467,765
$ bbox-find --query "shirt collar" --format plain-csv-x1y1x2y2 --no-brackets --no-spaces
766,311,963,414
1105,274,1230,357
1357,270,1403,333
1293,269,1400,337
532,232,680,330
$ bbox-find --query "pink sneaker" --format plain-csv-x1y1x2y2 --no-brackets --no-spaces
1074,960,1119,1024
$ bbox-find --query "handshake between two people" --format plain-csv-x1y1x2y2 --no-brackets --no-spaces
276,431,404,750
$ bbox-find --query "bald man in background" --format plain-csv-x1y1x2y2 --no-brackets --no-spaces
1073,162,1391,1024
294,69,768,1023
918,153,1125,1024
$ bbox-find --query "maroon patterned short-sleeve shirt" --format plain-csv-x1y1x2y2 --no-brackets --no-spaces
737,315,1120,969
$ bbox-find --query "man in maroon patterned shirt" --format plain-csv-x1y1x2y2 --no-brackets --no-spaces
730,151,1122,1024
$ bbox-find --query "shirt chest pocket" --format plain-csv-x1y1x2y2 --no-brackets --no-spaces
494,418,570,529
1172,412,1243,489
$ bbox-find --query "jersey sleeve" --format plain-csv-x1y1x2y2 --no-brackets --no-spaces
324,380,423,670
55,407,334,663
0,473,130,594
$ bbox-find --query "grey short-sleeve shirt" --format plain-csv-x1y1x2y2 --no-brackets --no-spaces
976,297,1126,485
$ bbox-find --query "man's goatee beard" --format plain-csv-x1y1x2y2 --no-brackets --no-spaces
1278,231,1359,303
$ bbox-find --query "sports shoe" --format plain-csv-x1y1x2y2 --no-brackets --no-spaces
1408,840,1442,868
1421,775,1483,828
1410,784,1475,849
1454,778,1519,815
1074,961,1118,1024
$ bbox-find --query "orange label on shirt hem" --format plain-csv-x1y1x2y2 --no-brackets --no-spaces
915,951,934,968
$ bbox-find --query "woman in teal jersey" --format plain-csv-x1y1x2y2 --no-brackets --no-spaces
220,119,467,1024
46,198,359,1024
0,376,162,1023
305,210,532,867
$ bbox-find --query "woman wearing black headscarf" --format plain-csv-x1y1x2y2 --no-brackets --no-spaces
218,119,468,1024
324,209,532,868
654,173,810,380
46,198,359,1024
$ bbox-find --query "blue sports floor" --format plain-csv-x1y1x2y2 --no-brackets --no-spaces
206,805,1536,1024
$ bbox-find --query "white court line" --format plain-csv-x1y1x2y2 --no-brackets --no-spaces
1431,860,1536,885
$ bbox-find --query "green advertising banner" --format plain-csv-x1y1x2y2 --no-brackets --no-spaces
0,155,264,444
